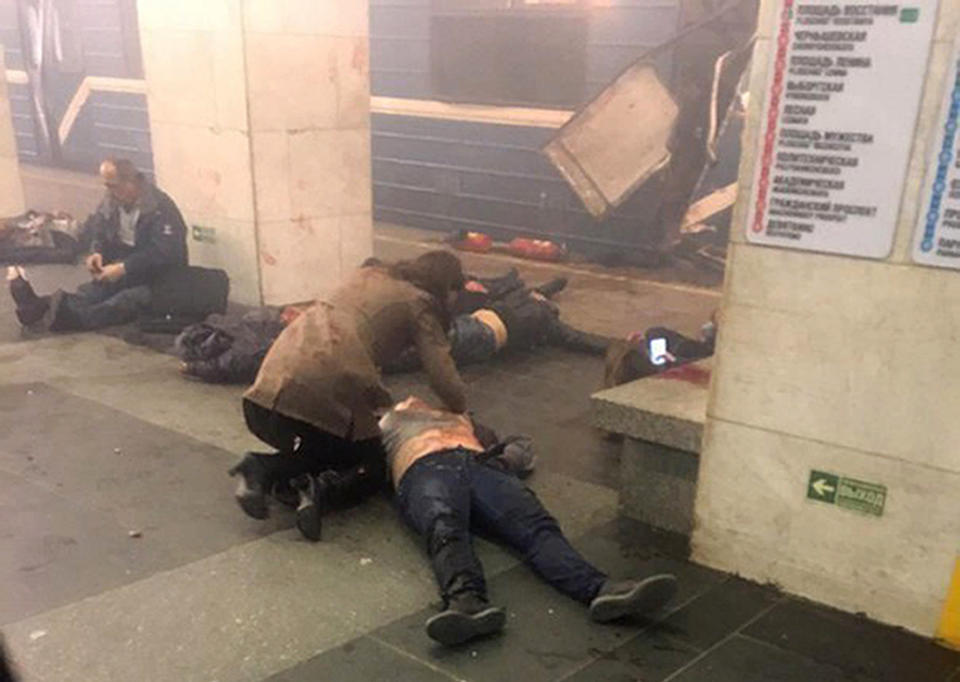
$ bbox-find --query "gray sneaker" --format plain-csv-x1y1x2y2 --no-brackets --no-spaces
425,594,506,646
589,574,678,623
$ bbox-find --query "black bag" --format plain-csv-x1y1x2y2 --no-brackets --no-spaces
141,266,229,333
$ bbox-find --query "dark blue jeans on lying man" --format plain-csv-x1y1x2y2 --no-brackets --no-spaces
395,448,607,606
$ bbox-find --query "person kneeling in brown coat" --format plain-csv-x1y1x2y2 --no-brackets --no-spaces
230,251,468,541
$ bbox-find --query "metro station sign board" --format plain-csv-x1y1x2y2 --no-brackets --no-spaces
747,0,938,258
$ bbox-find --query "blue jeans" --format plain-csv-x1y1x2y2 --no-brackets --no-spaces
52,279,151,331
396,449,607,606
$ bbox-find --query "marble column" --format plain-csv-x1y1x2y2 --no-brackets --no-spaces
693,0,960,639
0,46,26,217
136,0,371,305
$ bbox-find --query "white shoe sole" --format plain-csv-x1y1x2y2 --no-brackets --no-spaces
589,574,678,623
425,607,506,646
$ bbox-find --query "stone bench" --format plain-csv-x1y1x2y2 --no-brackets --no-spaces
590,359,710,537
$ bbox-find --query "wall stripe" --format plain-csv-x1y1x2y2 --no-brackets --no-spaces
5,69,570,130
370,96,573,128
57,75,147,144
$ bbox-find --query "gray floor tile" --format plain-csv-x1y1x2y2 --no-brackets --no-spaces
744,599,960,682
0,382,289,623
562,632,700,682
373,561,643,682
653,577,781,651
669,635,877,682
264,636,455,682
0,470,147,624
561,520,726,609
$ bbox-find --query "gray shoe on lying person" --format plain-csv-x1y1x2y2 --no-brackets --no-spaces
589,574,678,623
425,593,507,646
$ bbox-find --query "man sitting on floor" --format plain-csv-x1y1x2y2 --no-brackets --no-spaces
8,157,188,332
379,396,678,646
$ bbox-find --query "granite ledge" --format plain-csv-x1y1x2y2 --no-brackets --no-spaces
590,360,710,453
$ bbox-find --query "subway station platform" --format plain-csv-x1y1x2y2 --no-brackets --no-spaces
1,232,956,681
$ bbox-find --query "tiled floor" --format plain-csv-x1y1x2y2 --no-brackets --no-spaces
0,239,956,681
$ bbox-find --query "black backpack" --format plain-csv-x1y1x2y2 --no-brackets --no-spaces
141,266,229,333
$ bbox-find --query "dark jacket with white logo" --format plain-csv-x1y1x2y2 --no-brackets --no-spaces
86,183,189,284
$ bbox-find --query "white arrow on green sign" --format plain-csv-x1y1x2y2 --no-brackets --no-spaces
807,470,886,517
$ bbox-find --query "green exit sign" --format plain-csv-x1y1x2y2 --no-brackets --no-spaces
900,7,920,23
807,470,886,517
192,225,217,244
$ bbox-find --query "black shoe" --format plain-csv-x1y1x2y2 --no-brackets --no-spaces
534,276,568,299
228,453,270,520
589,574,678,623
7,266,41,308
293,473,330,542
425,593,506,646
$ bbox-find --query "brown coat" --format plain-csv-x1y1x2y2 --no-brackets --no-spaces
243,268,467,441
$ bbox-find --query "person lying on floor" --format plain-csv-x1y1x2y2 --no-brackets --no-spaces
379,396,679,646
262,411,537,542
604,312,718,388
385,273,613,372
8,158,188,332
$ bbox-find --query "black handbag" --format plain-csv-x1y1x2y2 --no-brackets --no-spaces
141,266,229,333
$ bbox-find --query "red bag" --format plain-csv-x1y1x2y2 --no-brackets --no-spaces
453,231,493,253
508,238,567,262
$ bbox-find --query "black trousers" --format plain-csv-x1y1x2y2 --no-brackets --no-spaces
242,399,386,502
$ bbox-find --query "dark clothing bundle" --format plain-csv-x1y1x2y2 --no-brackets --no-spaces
176,308,287,384
396,447,607,607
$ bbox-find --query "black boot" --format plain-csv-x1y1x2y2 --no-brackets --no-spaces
8,266,50,326
292,473,330,542
425,593,506,646
7,266,41,308
588,574,678,623
15,298,50,327
228,453,272,520
551,321,613,356
534,276,568,299
292,462,386,542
